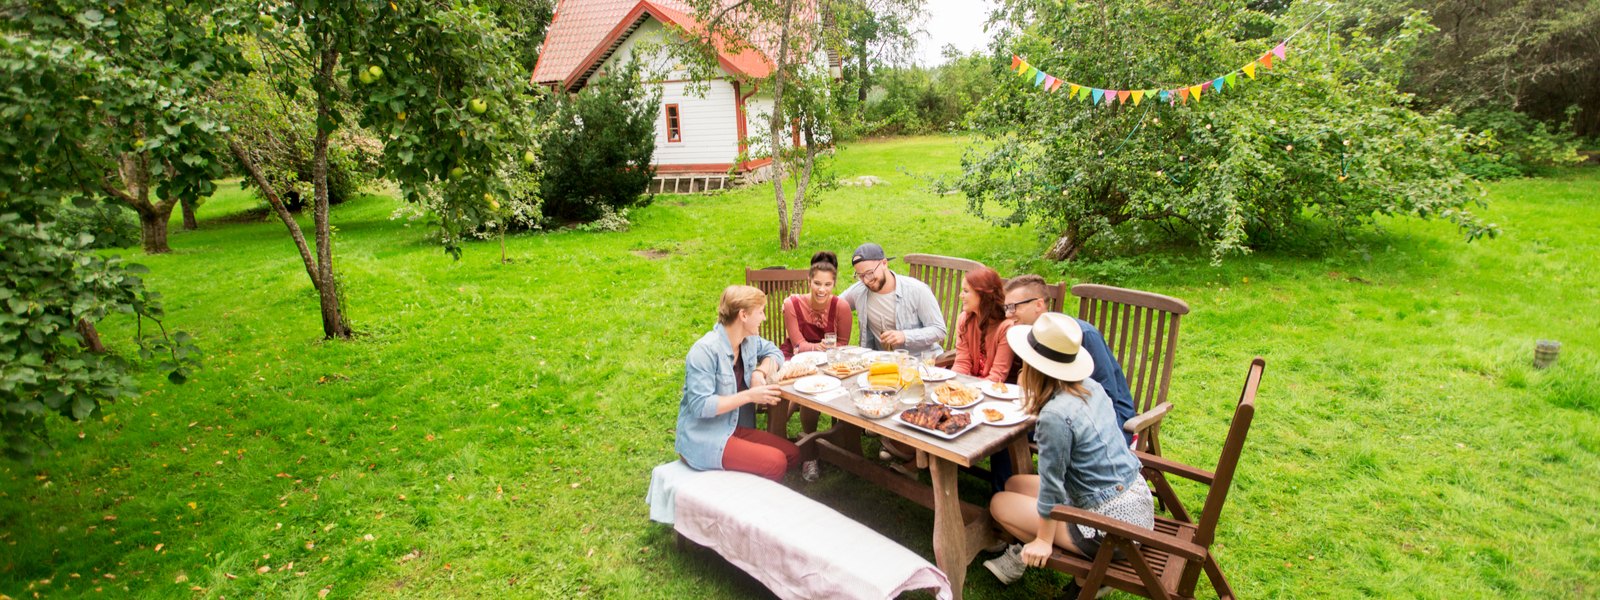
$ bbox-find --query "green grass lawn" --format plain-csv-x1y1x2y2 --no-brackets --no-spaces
3,136,1598,598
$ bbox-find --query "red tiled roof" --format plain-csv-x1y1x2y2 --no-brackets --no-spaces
532,0,798,91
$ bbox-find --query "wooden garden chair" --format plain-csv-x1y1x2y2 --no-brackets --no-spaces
903,253,986,365
1045,357,1264,600
744,267,811,436
1072,283,1191,456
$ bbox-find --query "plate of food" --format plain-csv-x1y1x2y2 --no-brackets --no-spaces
791,351,826,366
793,374,843,395
897,402,979,439
974,401,1028,426
919,366,957,382
776,361,819,383
825,360,866,379
857,362,905,390
929,381,983,409
981,380,1022,401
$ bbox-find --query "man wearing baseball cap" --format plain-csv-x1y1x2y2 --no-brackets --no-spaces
838,242,947,356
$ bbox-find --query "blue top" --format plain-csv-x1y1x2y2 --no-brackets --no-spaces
1033,378,1144,518
839,273,947,355
675,323,785,471
1077,319,1137,445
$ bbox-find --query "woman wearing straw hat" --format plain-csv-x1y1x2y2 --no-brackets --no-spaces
983,313,1155,586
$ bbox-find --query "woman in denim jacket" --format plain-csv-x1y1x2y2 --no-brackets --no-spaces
983,313,1155,585
675,285,799,482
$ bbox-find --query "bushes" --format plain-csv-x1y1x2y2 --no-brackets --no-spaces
53,199,140,249
1453,108,1586,180
538,62,659,223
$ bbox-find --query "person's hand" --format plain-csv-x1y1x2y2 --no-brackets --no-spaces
1021,538,1054,568
744,384,782,406
751,369,770,388
878,330,906,348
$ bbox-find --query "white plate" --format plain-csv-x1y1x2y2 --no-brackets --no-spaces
981,381,1022,400
896,408,981,439
790,351,826,366
793,374,842,395
920,366,957,382
972,401,1028,426
928,382,984,409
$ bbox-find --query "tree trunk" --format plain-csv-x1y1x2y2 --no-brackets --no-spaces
228,139,321,292
138,204,174,254
181,201,198,230
856,40,868,108
1044,225,1085,261
768,0,796,251
77,319,106,353
311,46,352,339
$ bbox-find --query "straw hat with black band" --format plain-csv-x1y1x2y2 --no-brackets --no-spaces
1006,312,1095,382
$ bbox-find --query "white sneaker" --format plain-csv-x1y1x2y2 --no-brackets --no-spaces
801,460,820,482
983,544,1026,585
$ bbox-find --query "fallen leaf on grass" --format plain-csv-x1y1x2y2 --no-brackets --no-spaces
225,573,237,580
256,566,270,574
186,502,197,510
398,549,420,563
154,544,164,553
318,588,330,598
363,534,375,542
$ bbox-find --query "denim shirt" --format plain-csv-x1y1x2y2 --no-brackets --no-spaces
675,323,785,471
1034,378,1144,518
1078,319,1137,445
840,273,947,355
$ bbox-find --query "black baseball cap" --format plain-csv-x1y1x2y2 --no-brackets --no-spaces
851,243,894,265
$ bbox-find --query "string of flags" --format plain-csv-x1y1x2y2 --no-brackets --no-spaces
1010,41,1289,107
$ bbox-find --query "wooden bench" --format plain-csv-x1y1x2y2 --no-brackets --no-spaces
648,461,952,600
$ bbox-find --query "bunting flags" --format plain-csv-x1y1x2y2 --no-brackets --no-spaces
1008,37,1293,108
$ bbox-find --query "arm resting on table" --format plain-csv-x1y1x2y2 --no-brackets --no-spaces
1048,505,1207,561
1134,450,1215,486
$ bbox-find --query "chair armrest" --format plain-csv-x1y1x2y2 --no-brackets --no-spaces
1134,451,1214,486
933,350,957,368
1122,402,1172,435
1048,505,1207,561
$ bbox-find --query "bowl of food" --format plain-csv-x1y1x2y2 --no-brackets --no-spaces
854,385,900,419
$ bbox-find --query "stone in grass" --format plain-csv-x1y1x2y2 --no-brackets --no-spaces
840,175,889,187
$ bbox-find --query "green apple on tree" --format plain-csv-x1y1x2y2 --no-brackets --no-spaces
468,98,488,114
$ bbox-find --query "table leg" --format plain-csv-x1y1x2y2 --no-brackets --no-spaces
930,458,968,600
1008,434,1034,476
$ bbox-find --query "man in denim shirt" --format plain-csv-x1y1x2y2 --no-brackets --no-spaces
838,242,947,356
1004,275,1136,444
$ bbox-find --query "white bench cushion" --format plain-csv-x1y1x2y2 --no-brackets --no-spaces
673,469,952,600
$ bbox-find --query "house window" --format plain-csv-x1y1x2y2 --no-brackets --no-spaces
665,104,682,143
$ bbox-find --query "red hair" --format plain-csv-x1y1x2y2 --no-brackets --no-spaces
963,267,1007,332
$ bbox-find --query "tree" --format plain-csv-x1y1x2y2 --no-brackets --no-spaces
1,34,200,462
539,60,659,223
683,0,923,250
835,0,922,109
4,1,244,254
226,1,539,339
961,1,1495,262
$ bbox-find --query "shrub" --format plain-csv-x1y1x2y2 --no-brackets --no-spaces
1452,107,1585,180
538,61,659,223
53,199,139,249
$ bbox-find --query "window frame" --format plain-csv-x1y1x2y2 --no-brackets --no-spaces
664,104,682,143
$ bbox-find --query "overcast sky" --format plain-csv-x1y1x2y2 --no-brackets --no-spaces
913,0,997,66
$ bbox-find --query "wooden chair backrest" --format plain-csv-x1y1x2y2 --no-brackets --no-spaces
1041,281,1067,313
1179,357,1263,595
904,254,987,350
1072,284,1190,416
745,267,810,346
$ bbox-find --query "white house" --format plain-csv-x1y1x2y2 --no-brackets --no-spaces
531,0,836,193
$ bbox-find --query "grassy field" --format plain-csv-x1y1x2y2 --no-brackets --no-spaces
2,136,1597,598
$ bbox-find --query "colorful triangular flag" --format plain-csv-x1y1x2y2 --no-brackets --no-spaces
1044,75,1057,89
1116,90,1130,105
1225,73,1237,88
1271,43,1287,59
1011,55,1023,71
1131,90,1145,106
1068,83,1081,98
1202,80,1214,93
1105,90,1117,106
1242,63,1257,79
1049,78,1063,92
1213,76,1226,92
1034,71,1047,86
1259,53,1273,69
1159,90,1170,103
1189,85,1203,102
1091,88,1105,104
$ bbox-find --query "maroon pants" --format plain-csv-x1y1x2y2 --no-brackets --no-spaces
721,427,799,482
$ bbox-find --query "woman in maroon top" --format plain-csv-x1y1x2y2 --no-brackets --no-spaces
782,251,853,357
954,266,1016,383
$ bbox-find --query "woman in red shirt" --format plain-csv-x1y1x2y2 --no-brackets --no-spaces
782,251,853,357
954,266,1016,383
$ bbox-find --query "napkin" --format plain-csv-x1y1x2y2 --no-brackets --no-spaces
812,388,849,404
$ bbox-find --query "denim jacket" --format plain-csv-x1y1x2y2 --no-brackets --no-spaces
840,273,947,355
1078,319,1137,445
675,323,785,471
1034,377,1144,518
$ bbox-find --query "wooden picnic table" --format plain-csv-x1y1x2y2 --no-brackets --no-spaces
781,357,1035,600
